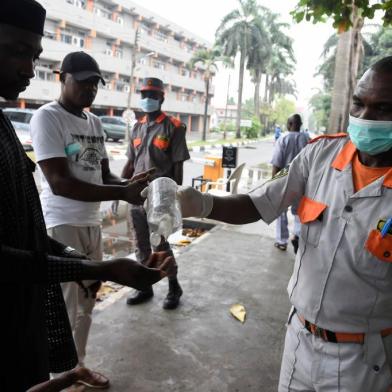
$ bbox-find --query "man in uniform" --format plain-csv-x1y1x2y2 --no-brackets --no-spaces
176,57,392,391
0,1,176,390
123,77,190,310
271,114,309,253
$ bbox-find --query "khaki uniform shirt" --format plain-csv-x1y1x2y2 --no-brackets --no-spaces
127,112,190,180
250,135,392,337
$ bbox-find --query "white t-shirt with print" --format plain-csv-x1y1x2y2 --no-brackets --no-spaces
30,101,108,228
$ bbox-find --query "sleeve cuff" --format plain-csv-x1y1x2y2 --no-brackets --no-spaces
248,187,278,224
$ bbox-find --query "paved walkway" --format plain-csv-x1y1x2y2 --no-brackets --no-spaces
87,218,296,392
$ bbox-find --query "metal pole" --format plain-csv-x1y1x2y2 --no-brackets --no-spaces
125,26,140,145
223,74,231,140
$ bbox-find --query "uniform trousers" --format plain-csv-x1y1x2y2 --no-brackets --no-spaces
279,312,392,392
48,225,103,366
130,204,176,273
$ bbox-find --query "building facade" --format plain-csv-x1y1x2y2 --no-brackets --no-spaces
15,0,213,133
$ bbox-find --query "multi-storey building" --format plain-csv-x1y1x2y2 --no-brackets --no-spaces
14,0,213,133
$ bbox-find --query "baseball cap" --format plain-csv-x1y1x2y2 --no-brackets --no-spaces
140,77,164,93
55,51,105,85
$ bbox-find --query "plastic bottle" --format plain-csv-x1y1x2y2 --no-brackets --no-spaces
145,177,182,247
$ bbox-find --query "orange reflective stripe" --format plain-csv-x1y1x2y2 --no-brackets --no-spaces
155,112,167,124
133,138,142,148
297,196,327,224
169,116,182,128
365,229,392,263
331,140,356,171
309,132,347,144
383,169,392,188
153,137,169,150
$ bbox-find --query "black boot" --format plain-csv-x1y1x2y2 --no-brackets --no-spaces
291,235,299,255
163,279,183,310
126,287,154,305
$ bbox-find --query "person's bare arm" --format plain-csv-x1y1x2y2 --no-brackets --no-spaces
271,165,282,177
208,194,262,224
121,157,135,179
38,157,145,204
101,158,124,185
173,161,184,185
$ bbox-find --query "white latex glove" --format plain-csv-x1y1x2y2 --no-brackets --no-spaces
176,186,214,218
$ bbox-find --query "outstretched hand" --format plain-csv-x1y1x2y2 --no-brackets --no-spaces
106,252,176,290
145,251,177,279
122,168,155,205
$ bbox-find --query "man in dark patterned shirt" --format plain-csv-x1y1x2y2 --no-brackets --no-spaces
0,1,176,391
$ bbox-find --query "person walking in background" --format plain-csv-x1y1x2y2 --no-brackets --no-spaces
274,124,282,142
30,52,158,388
122,77,190,310
271,114,310,253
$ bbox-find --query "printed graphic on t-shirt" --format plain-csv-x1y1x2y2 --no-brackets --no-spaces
71,133,105,170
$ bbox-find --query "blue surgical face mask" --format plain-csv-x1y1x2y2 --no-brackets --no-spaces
140,97,160,113
347,115,392,155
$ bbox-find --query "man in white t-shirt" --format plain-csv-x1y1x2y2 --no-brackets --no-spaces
30,51,148,388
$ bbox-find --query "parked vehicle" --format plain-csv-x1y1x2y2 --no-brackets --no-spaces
99,116,127,142
3,108,35,156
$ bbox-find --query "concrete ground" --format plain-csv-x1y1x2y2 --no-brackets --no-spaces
87,218,296,392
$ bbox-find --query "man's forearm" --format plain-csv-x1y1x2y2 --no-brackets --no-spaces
51,177,127,202
103,171,126,186
208,194,261,225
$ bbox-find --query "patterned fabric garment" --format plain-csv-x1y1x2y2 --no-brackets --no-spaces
0,110,78,390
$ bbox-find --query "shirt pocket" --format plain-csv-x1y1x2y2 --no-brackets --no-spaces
355,229,392,280
365,230,392,263
152,135,170,151
298,196,327,247
133,137,142,149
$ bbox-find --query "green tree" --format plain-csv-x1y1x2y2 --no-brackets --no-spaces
291,0,392,133
292,1,392,30
270,97,296,128
309,91,332,131
216,0,268,138
189,48,231,141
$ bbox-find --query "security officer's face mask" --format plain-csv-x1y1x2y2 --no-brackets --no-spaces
347,115,392,155
140,97,160,113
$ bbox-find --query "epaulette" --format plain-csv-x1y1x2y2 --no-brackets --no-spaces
169,116,184,129
309,132,347,144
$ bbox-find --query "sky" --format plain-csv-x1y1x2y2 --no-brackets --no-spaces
132,0,336,115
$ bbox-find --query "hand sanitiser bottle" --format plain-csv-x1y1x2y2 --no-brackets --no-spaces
146,177,182,247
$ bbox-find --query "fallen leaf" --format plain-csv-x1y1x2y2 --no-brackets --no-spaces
230,304,246,323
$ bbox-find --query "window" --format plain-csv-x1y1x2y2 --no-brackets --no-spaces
66,0,86,8
155,30,167,42
180,68,189,77
44,30,56,40
152,60,165,70
141,23,151,35
186,44,194,53
60,31,73,45
114,48,123,58
94,6,111,19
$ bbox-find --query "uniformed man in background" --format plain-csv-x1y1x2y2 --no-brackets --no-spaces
123,77,190,310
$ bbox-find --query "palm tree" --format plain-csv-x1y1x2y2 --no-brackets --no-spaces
189,48,231,141
216,0,267,138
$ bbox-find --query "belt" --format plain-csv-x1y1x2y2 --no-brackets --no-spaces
297,314,392,344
